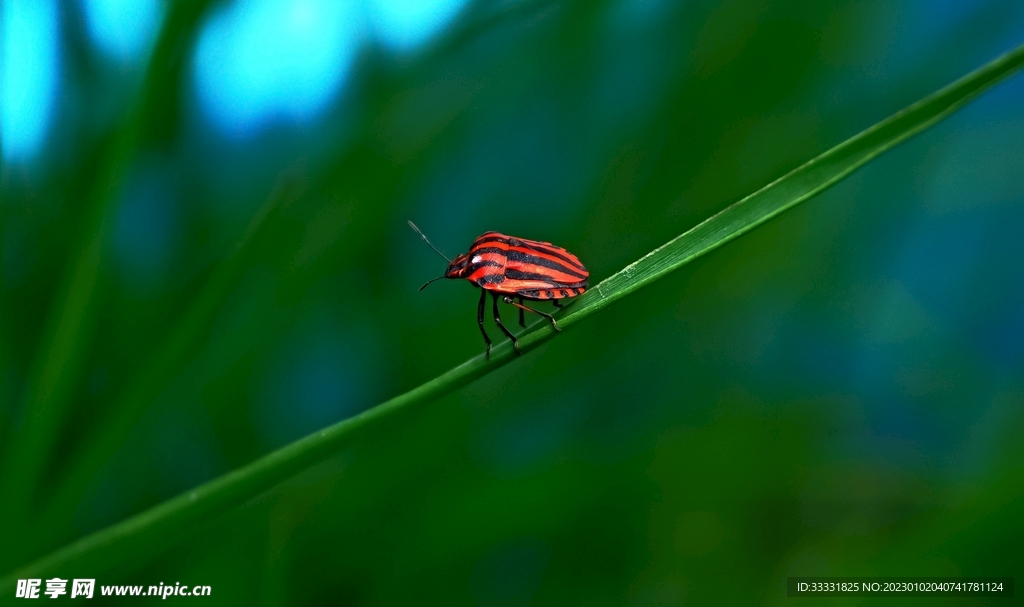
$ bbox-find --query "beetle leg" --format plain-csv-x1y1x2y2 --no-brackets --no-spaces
491,292,520,354
504,295,561,332
477,289,492,358
517,296,526,328
552,299,563,308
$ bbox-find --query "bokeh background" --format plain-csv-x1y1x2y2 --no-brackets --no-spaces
2,0,1023,604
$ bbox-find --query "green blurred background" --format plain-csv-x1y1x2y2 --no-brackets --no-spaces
2,0,1023,604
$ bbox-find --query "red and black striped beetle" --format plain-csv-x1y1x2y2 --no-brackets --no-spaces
409,221,589,356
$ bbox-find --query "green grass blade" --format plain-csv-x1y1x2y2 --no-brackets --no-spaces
0,0,213,544
2,41,1022,591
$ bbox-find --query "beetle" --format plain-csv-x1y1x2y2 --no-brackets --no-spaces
409,221,589,356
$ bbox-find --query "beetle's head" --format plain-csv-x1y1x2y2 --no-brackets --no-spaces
444,252,473,279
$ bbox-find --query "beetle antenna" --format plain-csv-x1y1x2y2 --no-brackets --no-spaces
407,221,451,263
419,275,446,291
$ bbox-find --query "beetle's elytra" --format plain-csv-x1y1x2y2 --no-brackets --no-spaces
409,221,589,356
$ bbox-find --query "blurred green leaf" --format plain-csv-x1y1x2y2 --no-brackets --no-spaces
0,0,213,554
23,176,304,559
2,38,1022,592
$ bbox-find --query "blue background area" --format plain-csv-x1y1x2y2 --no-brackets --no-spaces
1,0,1022,604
